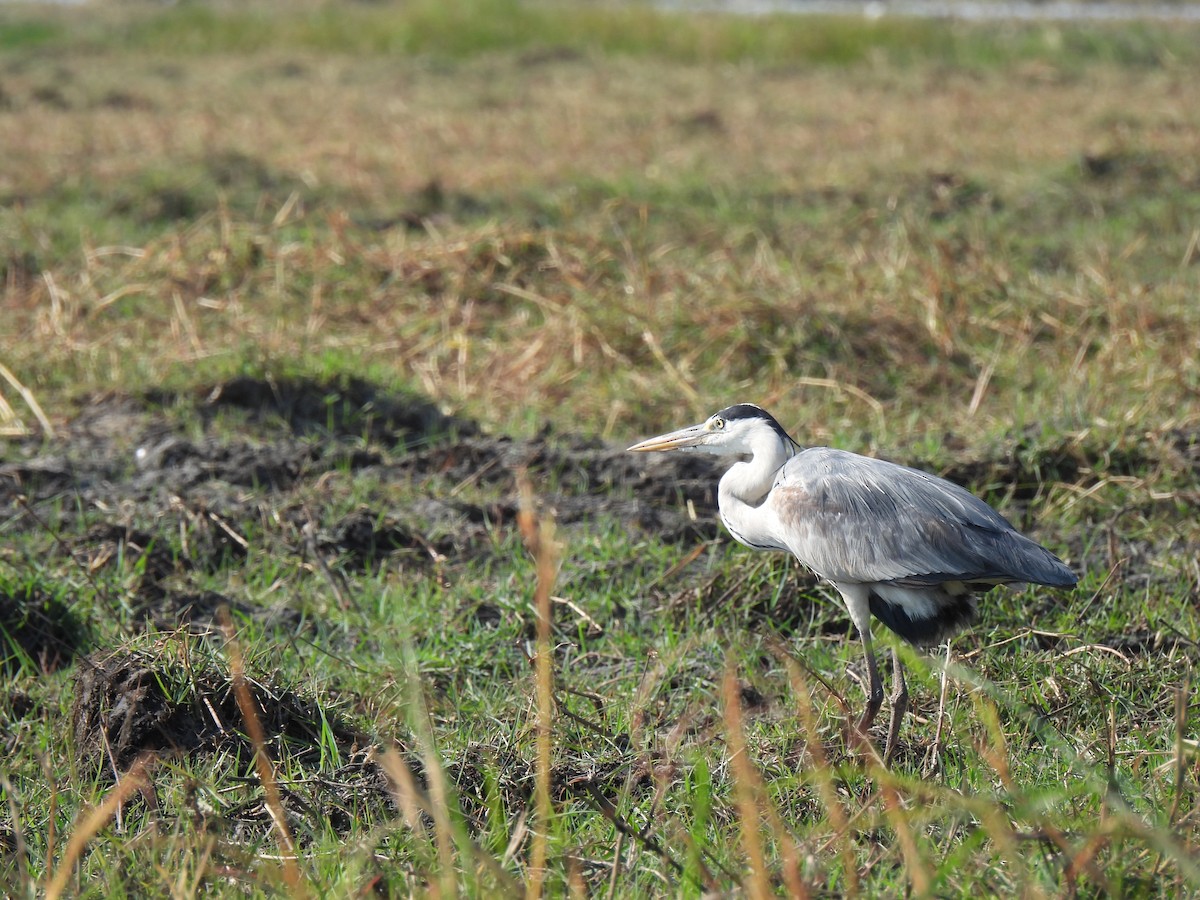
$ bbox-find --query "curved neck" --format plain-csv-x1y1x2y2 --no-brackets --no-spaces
717,433,796,551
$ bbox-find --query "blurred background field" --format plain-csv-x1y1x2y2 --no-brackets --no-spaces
2,1,1200,896
3,0,1199,444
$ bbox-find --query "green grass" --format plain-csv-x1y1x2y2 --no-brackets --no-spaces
3,0,1198,67
2,0,1200,895
3,433,1199,894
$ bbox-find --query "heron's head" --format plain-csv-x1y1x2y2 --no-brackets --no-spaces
627,404,796,458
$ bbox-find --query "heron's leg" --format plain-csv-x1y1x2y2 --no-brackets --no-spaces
856,631,885,737
837,584,883,747
883,647,909,765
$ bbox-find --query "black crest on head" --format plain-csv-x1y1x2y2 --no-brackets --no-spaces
715,404,795,444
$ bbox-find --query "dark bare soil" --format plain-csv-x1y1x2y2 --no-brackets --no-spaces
0,378,728,582
6,379,1189,570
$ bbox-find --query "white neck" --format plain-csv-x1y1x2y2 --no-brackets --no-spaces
717,432,795,551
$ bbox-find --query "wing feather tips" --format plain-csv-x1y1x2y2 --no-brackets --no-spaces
1041,560,1078,588
1011,536,1078,588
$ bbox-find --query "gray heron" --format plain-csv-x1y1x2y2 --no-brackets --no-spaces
628,403,1077,757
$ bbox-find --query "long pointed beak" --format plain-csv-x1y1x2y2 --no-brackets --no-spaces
627,423,708,453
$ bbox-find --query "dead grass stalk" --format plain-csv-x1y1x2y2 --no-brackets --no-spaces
0,772,30,887
518,472,561,899
0,360,55,438
776,644,859,894
219,607,307,896
721,663,773,900
43,757,152,900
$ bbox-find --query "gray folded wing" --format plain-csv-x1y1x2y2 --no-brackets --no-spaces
769,448,1076,588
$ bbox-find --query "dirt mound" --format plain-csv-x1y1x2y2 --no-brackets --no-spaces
407,492,718,553
69,647,401,842
132,436,318,493
934,428,1170,508
2,377,475,512
14,379,1162,569
389,432,725,549
71,648,365,772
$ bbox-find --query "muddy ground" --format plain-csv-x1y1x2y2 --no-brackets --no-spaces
2,376,1197,846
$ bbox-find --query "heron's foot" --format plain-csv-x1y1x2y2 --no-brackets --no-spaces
850,685,885,755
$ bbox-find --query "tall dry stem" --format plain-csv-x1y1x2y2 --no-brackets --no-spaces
776,645,859,895
44,757,152,900
219,607,307,896
517,472,561,900
1,772,30,888
722,664,772,900
872,770,932,898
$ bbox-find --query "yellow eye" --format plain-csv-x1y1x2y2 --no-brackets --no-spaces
712,417,725,430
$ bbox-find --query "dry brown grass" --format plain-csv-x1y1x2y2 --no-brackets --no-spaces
4,48,1198,447
4,54,1194,195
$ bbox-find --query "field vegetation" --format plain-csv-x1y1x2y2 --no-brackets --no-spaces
2,0,1200,895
